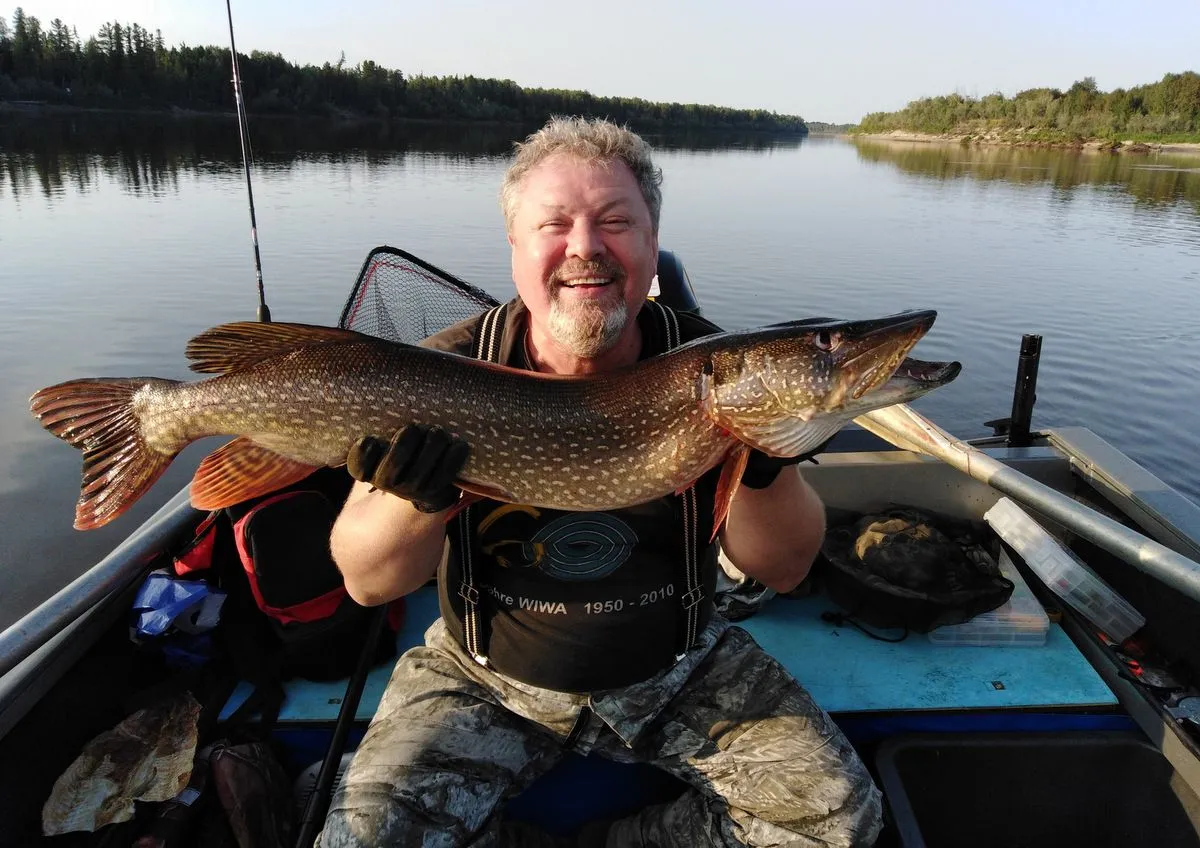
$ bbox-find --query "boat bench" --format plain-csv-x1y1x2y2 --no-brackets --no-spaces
222,584,1117,725
220,585,1121,833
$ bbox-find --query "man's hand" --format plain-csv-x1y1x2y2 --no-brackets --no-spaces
740,435,835,490
346,424,469,513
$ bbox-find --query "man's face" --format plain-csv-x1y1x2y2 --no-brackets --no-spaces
508,154,658,360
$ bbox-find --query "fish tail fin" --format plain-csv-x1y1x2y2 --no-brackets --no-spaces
30,377,181,530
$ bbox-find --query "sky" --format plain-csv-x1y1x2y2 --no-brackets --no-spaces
8,0,1200,125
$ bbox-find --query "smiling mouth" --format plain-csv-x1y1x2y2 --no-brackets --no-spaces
559,277,613,288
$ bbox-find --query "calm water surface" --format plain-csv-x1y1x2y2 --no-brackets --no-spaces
3,115,1199,630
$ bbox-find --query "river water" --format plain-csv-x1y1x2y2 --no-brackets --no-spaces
2,113,1199,630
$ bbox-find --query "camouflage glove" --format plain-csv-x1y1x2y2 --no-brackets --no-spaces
740,435,835,490
347,424,469,513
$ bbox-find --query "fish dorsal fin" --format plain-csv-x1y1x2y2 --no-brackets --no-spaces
185,322,372,374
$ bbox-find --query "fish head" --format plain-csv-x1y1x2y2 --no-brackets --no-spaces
702,310,946,457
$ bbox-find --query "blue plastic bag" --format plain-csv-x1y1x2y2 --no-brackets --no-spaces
132,569,226,638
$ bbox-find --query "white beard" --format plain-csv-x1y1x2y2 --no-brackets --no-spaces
546,296,629,358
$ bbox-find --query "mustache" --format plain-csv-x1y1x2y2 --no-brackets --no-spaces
550,258,626,284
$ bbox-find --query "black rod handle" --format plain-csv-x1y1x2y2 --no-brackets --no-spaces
1008,334,1042,447
295,604,390,848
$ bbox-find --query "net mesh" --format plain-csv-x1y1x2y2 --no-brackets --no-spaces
338,247,500,344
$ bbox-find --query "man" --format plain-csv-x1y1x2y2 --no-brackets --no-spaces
320,117,882,847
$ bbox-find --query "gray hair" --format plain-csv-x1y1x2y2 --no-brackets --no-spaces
500,116,663,233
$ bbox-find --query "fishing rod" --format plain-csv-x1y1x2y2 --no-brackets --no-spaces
225,0,271,322
856,404,1200,603
295,604,390,848
222,10,386,838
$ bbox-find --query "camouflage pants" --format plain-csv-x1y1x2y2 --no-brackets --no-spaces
319,617,881,848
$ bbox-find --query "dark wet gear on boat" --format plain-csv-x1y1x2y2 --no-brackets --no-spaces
318,617,883,847
819,508,1015,634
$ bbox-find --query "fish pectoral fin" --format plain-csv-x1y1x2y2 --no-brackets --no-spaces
185,322,378,374
443,491,485,522
455,480,520,504
733,416,847,459
711,443,751,543
190,437,321,509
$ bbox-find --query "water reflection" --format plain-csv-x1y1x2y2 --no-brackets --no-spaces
852,138,1200,212
0,112,806,202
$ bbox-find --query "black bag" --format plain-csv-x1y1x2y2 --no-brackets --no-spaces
817,507,1014,635
130,739,295,848
208,741,295,848
171,468,402,725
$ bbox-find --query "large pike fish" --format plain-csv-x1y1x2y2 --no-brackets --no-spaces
30,311,959,534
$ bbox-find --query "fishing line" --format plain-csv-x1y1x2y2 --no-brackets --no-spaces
225,0,271,322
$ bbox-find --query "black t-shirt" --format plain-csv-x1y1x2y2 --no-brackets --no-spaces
422,298,725,692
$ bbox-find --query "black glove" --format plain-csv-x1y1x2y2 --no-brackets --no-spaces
740,435,836,490
347,424,469,513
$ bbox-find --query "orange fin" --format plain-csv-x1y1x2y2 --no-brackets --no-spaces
190,437,320,509
29,377,181,530
185,321,376,374
456,480,520,504
444,480,518,520
444,491,485,522
711,444,751,542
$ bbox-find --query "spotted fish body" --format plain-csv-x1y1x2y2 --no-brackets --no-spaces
30,311,958,531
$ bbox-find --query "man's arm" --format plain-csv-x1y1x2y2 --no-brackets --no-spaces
330,482,447,606
330,423,470,607
718,466,826,593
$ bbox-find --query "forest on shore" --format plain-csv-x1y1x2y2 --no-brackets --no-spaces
854,74,1200,145
0,8,807,133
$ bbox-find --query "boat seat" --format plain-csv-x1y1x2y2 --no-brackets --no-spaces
221,582,1123,833
225,584,1118,725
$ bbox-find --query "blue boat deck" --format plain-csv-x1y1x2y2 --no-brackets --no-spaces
222,585,1117,725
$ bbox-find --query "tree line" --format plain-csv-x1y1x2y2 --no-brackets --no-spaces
805,121,855,134
855,74,1200,143
0,8,807,133
1,112,809,206
851,138,1200,211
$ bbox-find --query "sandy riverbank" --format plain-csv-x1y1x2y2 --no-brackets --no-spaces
854,130,1200,156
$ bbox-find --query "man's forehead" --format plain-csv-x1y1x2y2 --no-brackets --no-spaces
525,154,633,186
518,155,641,207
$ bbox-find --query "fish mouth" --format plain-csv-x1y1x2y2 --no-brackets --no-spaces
840,357,962,413
838,310,938,400
893,357,961,386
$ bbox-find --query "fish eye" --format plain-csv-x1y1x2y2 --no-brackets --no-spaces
815,330,841,352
